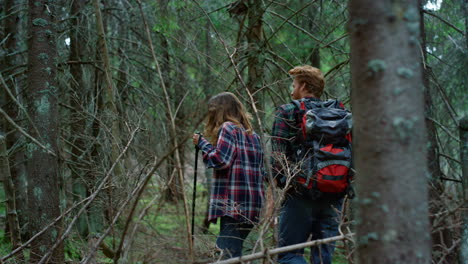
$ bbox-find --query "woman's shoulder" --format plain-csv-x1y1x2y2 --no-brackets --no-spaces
221,122,252,135
219,121,239,134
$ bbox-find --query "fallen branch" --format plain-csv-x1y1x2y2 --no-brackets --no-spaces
211,233,354,264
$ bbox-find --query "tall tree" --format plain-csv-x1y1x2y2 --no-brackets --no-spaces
245,0,266,108
26,0,63,262
93,0,123,232
348,0,431,263
69,0,88,238
419,1,456,263
1,0,28,241
0,136,21,249
68,0,104,238
460,116,468,264
156,0,183,201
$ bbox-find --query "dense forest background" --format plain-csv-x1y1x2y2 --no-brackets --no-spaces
0,0,466,263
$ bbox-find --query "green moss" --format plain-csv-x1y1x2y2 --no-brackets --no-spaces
38,53,49,62
358,232,379,245
32,18,48,27
380,204,389,213
404,7,419,22
51,229,58,240
35,95,50,115
382,229,398,242
361,198,373,205
44,29,53,37
26,142,40,158
40,245,47,253
393,86,405,95
407,22,420,34
397,67,414,78
409,36,419,45
33,187,43,199
392,116,419,141
367,59,386,76
43,67,52,75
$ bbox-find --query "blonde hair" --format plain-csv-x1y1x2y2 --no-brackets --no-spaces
289,65,325,97
204,92,253,144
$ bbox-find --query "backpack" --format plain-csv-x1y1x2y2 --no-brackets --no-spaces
290,98,354,199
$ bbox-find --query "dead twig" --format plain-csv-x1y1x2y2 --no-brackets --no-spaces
211,234,354,264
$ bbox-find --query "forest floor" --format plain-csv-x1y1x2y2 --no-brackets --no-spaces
122,188,350,264
0,186,350,263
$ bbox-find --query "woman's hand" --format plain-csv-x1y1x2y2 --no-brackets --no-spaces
192,133,200,146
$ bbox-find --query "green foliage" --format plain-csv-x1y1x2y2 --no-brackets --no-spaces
152,19,180,36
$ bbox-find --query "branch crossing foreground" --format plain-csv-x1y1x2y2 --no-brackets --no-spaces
210,233,354,264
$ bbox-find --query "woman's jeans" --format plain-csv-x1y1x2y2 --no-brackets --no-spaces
216,216,253,259
278,195,343,264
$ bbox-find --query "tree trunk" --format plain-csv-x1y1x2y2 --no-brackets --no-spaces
2,0,28,242
246,0,266,110
26,0,63,262
200,19,212,233
69,0,98,238
0,135,21,249
305,2,320,68
419,1,456,263
459,116,468,264
155,0,184,202
93,0,122,232
348,1,431,263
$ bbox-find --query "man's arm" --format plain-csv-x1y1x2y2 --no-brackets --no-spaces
271,104,296,187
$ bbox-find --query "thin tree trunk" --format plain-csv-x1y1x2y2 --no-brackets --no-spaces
459,116,468,264
305,1,320,68
419,1,456,263
200,18,212,233
93,0,121,242
155,0,186,202
2,0,28,242
348,1,431,263
246,0,265,109
90,14,106,237
93,0,122,176
0,135,21,249
26,0,63,262
69,0,91,238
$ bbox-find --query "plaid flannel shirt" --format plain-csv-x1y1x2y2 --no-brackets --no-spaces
271,97,322,184
198,122,265,223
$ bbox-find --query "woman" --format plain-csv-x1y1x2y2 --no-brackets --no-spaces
192,92,265,259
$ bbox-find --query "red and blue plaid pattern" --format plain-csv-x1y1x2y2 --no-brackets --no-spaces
198,122,265,223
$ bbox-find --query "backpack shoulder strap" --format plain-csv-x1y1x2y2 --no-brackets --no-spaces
321,99,339,108
291,99,302,110
323,99,347,109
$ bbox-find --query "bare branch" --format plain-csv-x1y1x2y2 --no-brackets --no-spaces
0,107,56,157
37,127,139,264
424,10,464,35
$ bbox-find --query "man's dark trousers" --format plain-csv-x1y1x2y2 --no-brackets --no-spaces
278,195,343,264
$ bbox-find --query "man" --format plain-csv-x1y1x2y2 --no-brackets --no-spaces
271,65,345,264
